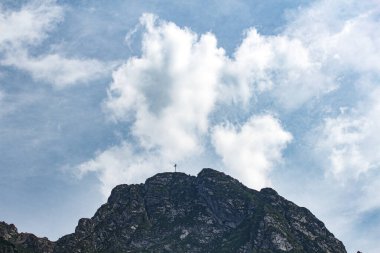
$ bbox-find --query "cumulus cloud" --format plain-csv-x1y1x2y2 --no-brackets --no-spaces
0,0,113,87
76,14,298,195
106,14,225,161
80,14,227,196
224,28,335,108
211,115,292,189
81,0,380,196
77,0,380,199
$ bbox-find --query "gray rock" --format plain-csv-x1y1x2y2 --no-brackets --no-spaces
1,168,348,253
0,221,54,253
53,168,347,253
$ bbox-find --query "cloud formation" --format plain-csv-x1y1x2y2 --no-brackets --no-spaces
0,0,112,88
77,143,160,196
317,114,370,179
79,0,380,207
293,0,380,207
212,115,292,189
106,14,225,161
77,13,294,196
3,51,112,88
224,28,335,109
317,87,380,204
0,0,62,48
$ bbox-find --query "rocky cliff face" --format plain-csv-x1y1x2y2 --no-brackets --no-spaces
0,221,54,253
1,168,347,253
55,168,346,253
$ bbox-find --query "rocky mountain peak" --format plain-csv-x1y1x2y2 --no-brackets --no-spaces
0,222,18,241
0,221,54,253
54,168,347,253
1,168,347,253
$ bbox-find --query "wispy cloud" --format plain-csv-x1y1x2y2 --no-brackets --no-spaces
0,0,114,88
76,142,160,196
2,51,113,88
0,0,63,48
316,87,380,208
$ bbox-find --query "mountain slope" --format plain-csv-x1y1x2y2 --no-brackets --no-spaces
0,221,54,253
52,168,346,253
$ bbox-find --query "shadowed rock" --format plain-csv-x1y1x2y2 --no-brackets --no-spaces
0,169,347,253
53,168,347,253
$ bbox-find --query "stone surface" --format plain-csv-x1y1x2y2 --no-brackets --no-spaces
1,168,347,253
0,222,54,253
55,168,347,253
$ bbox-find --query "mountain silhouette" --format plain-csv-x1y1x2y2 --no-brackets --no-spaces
1,168,347,253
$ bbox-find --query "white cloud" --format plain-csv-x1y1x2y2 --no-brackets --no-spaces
0,0,113,87
71,8,380,253
279,2,380,252
216,0,380,110
317,115,370,179
76,13,224,196
0,0,63,49
311,86,380,252
78,0,380,201
80,14,300,195
76,142,160,197
211,115,292,190
78,13,227,196
2,51,113,88
106,14,225,161
223,28,335,109
317,88,380,181
315,87,380,217
285,0,380,81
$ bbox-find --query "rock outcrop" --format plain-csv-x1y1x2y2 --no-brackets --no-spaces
0,222,54,253
1,168,347,253
55,168,346,253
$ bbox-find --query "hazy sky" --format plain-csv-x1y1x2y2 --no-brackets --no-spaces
1,0,380,252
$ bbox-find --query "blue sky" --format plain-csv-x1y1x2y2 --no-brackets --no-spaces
1,0,380,252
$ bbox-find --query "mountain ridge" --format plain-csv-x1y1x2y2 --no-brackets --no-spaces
1,168,347,253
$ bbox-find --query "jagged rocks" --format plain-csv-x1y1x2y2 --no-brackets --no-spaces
53,168,346,253
0,168,347,253
0,237,17,253
0,222,54,253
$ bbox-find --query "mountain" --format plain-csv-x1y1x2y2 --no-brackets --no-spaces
0,221,54,253
1,168,347,253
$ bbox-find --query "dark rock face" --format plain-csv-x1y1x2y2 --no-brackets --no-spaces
0,222,54,253
0,237,17,253
52,168,346,253
0,169,347,252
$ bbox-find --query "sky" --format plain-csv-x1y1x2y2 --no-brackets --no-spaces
0,0,380,252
